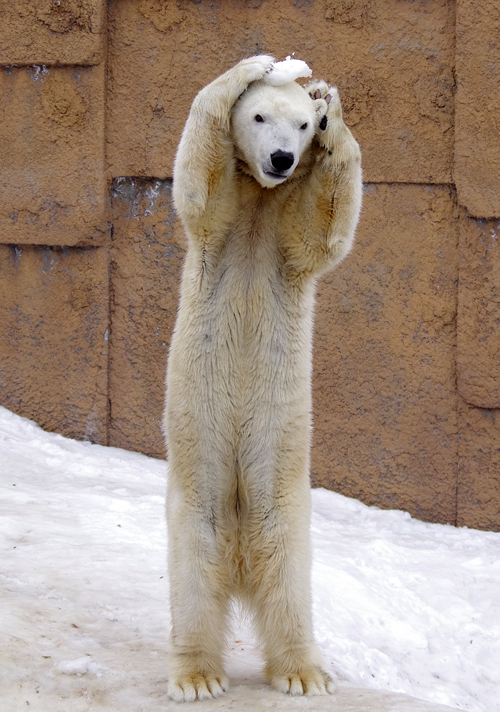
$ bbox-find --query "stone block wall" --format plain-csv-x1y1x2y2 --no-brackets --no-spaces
1,0,499,530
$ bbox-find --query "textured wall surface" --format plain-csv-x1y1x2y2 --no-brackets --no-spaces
0,65,107,245
0,244,109,442
107,0,455,182
312,185,458,524
0,0,105,66
458,401,500,531
457,215,500,408
109,178,184,458
1,0,499,530
455,0,500,218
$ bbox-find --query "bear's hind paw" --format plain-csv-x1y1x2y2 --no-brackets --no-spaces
271,667,336,696
168,673,228,702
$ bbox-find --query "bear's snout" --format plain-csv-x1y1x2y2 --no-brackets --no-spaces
270,150,294,172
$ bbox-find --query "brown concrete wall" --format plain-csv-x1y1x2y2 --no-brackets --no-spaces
107,0,455,182
0,64,107,245
455,0,500,218
0,244,109,442
0,0,105,66
108,178,184,458
312,184,459,524
457,215,500,408
1,0,499,530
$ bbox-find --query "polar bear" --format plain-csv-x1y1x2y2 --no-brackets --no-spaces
164,55,362,702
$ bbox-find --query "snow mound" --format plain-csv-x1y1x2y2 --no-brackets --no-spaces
58,657,104,677
264,56,312,86
1,405,500,712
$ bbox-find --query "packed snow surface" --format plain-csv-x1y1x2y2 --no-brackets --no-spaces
264,56,312,85
1,406,499,711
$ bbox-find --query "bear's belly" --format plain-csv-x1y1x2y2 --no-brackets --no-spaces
169,246,313,425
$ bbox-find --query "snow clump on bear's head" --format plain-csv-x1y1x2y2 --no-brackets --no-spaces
231,80,320,189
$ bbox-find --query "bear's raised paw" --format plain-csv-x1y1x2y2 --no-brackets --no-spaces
307,81,342,123
238,54,276,84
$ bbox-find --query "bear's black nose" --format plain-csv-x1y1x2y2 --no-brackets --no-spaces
271,150,294,172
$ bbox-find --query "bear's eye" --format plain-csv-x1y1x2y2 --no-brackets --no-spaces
300,122,308,130
255,114,264,123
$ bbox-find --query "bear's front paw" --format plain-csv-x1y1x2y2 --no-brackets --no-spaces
306,81,343,134
306,81,360,163
238,54,276,84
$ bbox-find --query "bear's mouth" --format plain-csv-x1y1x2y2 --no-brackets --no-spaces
264,171,288,180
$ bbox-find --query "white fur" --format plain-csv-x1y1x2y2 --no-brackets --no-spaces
232,81,316,188
164,56,362,702
263,57,312,85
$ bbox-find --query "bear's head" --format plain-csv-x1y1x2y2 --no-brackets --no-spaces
231,81,321,189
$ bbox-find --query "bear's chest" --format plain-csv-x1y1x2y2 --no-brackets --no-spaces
209,202,286,314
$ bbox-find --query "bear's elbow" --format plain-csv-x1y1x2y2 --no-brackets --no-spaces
173,179,207,221
326,232,355,269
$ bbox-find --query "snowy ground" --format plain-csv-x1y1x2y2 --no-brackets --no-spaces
1,405,499,712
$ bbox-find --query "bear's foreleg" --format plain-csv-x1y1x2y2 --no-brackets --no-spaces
282,83,362,278
173,55,275,231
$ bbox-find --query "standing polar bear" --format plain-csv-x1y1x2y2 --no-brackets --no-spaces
164,55,362,702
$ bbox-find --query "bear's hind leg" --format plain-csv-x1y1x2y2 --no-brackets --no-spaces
167,506,230,702
248,516,336,696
